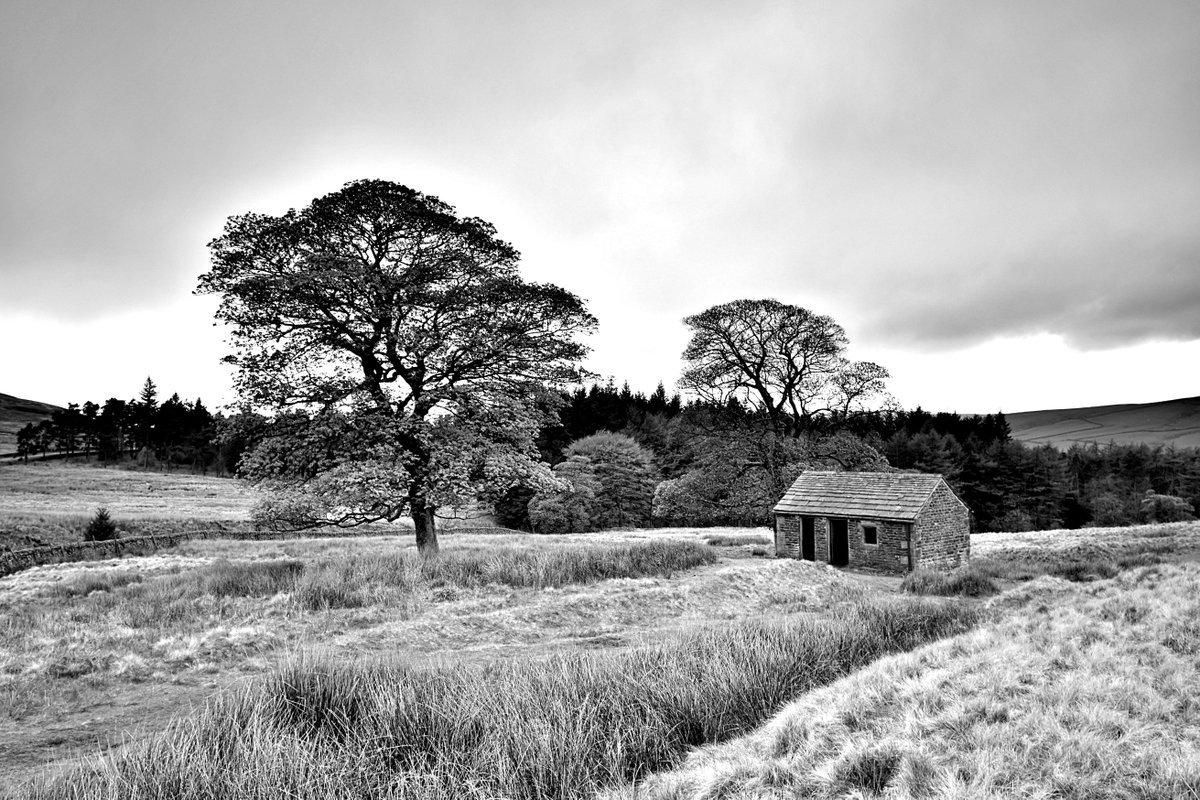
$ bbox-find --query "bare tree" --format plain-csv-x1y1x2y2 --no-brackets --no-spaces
679,298,890,436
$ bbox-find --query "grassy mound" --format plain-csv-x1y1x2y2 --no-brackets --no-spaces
610,562,1200,799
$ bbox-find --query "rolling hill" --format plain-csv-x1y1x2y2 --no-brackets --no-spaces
0,393,63,454
1006,395,1200,450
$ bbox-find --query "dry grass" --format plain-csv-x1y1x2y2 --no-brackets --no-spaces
702,532,772,548
21,598,977,800
901,564,999,597
15,461,1197,798
0,529,865,784
972,520,1197,582
607,560,1200,799
1,539,717,707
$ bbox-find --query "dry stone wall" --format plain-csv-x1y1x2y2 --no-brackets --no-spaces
0,525,525,579
0,530,260,578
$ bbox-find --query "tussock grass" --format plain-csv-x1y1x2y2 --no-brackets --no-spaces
50,569,145,598
13,541,717,631
702,533,772,548
614,562,1200,799
291,539,718,610
0,540,721,707
902,565,999,597
22,597,978,799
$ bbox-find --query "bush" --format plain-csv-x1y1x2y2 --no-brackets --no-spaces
901,564,998,597
1140,491,1196,523
83,507,119,542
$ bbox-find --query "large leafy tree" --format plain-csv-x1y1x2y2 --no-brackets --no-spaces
679,299,890,437
197,179,596,553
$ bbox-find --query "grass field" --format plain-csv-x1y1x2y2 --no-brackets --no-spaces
6,462,1200,798
0,518,889,788
0,461,262,552
21,599,975,800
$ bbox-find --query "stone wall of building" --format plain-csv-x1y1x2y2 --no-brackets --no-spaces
844,518,911,573
913,482,971,570
774,514,912,574
813,516,829,563
775,515,798,558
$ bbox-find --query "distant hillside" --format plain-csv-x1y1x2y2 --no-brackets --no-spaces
1007,396,1200,450
0,393,63,454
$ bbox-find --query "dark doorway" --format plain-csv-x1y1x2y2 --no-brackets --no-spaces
801,516,815,561
829,518,849,567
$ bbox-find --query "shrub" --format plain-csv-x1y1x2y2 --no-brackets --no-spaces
250,491,324,531
1140,491,1196,523
901,564,998,597
83,507,119,542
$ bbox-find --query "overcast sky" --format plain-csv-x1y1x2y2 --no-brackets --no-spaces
2,0,1198,413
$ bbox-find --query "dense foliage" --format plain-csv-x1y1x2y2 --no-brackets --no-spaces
516,385,1200,532
527,433,657,532
197,179,596,552
16,375,1200,533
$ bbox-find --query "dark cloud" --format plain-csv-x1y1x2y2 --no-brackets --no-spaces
1,0,1198,363
858,234,1200,349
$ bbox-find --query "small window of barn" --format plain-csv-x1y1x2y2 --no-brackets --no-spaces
862,523,878,546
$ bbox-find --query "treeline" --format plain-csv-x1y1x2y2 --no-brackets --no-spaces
500,384,1199,533
13,377,245,473
16,377,1200,532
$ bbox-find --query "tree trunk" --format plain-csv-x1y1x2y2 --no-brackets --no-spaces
412,497,439,555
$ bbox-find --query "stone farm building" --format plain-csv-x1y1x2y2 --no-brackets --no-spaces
772,471,970,574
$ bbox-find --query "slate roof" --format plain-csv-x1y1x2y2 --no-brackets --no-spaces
773,471,947,521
